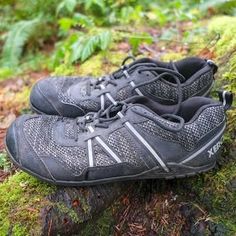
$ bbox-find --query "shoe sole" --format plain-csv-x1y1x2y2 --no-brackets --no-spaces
5,141,216,186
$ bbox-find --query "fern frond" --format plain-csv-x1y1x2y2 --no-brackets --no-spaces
69,30,112,63
1,17,41,67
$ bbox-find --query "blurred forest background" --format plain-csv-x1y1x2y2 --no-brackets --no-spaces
0,0,235,76
0,0,236,235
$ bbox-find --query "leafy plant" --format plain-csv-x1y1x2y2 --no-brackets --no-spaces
57,0,78,15
1,17,41,67
0,153,10,171
0,0,236,71
53,30,112,68
128,33,153,54
199,0,236,15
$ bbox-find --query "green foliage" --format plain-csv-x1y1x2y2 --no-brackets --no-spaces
128,33,153,54
0,0,235,71
81,208,115,236
0,153,10,171
0,67,14,80
208,16,236,57
75,30,112,62
199,0,236,15
1,18,41,67
52,30,112,68
57,0,78,15
0,171,56,234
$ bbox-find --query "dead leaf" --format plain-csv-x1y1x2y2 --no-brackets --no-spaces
0,113,16,129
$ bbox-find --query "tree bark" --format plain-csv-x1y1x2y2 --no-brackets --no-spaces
0,173,130,236
40,183,129,235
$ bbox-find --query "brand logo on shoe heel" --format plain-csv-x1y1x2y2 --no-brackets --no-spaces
208,140,223,158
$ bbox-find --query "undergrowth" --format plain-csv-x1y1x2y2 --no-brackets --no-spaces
0,0,236,79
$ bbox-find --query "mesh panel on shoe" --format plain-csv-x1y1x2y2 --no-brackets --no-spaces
64,121,76,139
77,100,100,111
64,120,82,139
116,85,133,101
56,77,78,105
58,92,77,105
137,106,224,151
93,145,116,166
106,128,143,167
55,76,93,105
53,77,65,90
23,116,88,175
143,70,213,101
182,70,213,99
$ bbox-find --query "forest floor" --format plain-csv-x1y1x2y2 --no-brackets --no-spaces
0,15,235,235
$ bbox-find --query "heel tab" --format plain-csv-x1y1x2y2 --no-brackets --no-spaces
218,90,233,110
207,59,218,74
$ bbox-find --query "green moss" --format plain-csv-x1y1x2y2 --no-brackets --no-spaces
77,51,127,77
56,203,82,224
77,195,91,215
182,148,236,234
0,171,56,235
208,16,236,57
12,224,28,236
52,50,127,77
76,54,104,77
223,53,236,92
14,86,31,106
176,16,236,234
53,52,77,76
53,64,77,76
161,52,185,62
80,208,114,236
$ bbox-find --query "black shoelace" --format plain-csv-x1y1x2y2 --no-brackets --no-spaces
85,56,185,96
75,56,186,137
75,99,185,138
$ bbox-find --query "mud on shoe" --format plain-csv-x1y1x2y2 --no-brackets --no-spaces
6,91,232,186
30,57,217,117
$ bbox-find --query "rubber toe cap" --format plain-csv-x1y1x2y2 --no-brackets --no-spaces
6,116,55,181
6,122,19,163
30,79,60,115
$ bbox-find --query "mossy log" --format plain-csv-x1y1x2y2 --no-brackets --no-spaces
0,172,129,235
41,184,129,235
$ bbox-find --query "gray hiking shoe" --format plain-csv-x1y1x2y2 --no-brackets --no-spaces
30,56,217,117
6,91,232,186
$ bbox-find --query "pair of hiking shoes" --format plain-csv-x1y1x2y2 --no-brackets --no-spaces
5,56,232,186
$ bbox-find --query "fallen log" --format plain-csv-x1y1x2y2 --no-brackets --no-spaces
0,172,129,235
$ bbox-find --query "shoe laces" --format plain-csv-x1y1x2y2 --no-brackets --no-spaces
75,97,184,137
85,56,184,96
75,102,128,134
75,57,186,137
133,68,184,114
